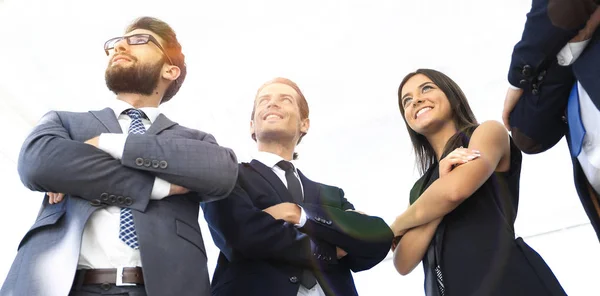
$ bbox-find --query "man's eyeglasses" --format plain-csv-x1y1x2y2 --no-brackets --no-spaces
104,34,175,66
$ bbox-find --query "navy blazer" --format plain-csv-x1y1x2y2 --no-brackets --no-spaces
201,160,393,296
507,0,600,241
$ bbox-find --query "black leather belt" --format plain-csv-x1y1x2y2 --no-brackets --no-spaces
74,267,144,286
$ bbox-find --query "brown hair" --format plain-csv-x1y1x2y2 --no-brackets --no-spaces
126,16,186,103
251,77,309,160
398,69,478,174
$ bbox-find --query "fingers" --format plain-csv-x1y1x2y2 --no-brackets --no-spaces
47,192,65,204
503,87,523,131
447,147,481,164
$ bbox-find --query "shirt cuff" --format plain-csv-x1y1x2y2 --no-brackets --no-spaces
295,206,308,227
151,177,171,200
508,84,521,90
98,133,128,159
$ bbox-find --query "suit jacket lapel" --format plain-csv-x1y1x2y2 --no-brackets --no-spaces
298,170,320,205
249,160,294,203
147,113,177,135
90,108,122,133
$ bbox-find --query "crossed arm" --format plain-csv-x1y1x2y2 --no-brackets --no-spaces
19,111,238,211
391,121,511,275
262,188,393,272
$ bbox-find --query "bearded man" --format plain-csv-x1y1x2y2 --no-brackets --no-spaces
1,16,238,296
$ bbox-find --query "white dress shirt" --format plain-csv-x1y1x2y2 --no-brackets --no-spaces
77,100,171,269
557,40,600,194
253,151,325,296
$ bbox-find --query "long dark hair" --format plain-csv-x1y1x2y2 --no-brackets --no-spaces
397,69,478,174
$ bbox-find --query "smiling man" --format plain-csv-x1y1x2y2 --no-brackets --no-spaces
0,17,238,296
201,77,393,296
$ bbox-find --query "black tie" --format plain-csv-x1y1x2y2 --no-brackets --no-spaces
276,160,317,289
276,160,304,204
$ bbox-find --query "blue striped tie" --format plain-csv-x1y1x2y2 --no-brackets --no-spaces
118,109,146,249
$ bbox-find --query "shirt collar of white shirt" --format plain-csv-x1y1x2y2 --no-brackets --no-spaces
254,150,298,172
111,99,161,123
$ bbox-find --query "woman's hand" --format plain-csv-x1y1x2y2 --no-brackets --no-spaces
439,147,480,177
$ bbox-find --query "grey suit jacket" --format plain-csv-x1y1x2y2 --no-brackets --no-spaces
1,107,238,296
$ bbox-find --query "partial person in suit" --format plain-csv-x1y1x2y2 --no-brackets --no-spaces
391,69,565,296
0,16,238,296
502,0,600,240
201,77,393,296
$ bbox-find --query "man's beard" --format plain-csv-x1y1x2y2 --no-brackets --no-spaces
105,56,164,96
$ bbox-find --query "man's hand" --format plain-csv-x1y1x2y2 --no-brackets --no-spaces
263,202,301,225
47,192,65,204
571,7,600,43
169,184,190,196
84,136,100,148
439,147,480,177
336,247,348,259
502,87,524,131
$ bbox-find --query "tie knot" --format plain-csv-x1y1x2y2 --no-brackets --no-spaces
276,160,295,173
125,109,146,120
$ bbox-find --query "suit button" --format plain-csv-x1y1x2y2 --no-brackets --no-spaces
519,79,527,86
152,160,160,168
537,70,546,81
124,197,133,206
109,195,117,203
325,220,332,225
327,256,332,261
90,199,102,206
532,89,539,96
159,160,168,169
289,276,298,284
100,193,109,201
143,159,151,167
521,65,532,77
117,196,125,204
135,158,144,166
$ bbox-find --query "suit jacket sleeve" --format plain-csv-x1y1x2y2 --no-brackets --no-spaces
300,186,394,272
508,0,594,91
201,180,337,268
18,111,154,211
121,132,238,199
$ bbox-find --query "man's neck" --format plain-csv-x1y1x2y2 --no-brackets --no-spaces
257,141,295,161
116,93,161,108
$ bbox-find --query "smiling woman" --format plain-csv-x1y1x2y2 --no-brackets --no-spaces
390,69,567,296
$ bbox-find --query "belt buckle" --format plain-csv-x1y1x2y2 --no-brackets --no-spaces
116,267,136,286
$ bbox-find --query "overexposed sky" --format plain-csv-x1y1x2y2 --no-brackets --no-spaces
1,0,598,294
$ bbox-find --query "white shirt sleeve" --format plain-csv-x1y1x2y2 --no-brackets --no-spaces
295,206,308,227
98,133,128,159
557,39,591,66
151,177,171,200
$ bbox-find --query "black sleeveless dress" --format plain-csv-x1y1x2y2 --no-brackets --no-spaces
409,139,567,296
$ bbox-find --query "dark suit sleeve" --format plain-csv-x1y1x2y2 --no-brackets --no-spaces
201,180,337,268
121,132,238,199
18,111,154,211
507,0,593,91
300,187,394,272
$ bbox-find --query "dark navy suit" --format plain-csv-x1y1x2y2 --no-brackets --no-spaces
201,160,393,296
507,0,600,240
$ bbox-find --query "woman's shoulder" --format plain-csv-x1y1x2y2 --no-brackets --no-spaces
472,120,508,138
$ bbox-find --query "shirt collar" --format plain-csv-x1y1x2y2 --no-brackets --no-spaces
111,99,161,123
254,151,298,171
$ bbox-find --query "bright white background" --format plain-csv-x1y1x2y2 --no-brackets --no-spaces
0,0,598,295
